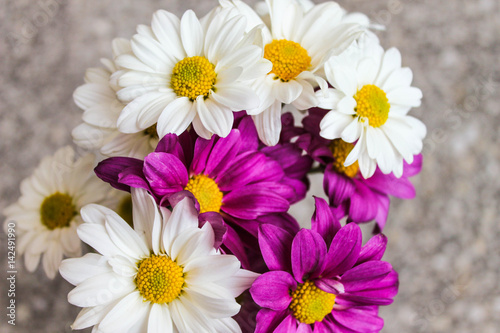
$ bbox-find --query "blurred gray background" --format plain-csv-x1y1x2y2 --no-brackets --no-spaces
1,0,499,332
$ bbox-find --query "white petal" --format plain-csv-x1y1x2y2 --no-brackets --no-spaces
180,10,203,57
375,47,402,85
117,92,173,133
381,67,413,93
291,79,318,110
387,87,422,108
345,128,366,167
184,289,240,318
151,10,185,61
60,253,111,286
216,269,260,297
196,97,234,138
341,118,362,143
148,303,173,333
77,224,122,257
184,253,240,285
192,114,213,140
104,213,150,260
156,97,197,138
131,188,162,254
170,226,213,266
98,291,149,332
42,242,63,279
319,111,353,140
131,34,172,73
272,79,303,104
68,272,135,307
211,84,259,111
169,297,214,332
316,88,344,110
252,100,282,146
162,197,199,255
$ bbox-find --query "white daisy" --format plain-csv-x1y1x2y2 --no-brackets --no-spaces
59,188,259,333
72,38,159,159
114,7,271,140
2,147,115,279
318,34,426,178
223,0,364,145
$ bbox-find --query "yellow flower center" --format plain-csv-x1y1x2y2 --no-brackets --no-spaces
264,39,311,82
136,254,184,304
117,195,133,228
184,174,223,213
289,280,336,325
329,139,359,178
171,56,216,101
143,123,158,139
40,192,76,230
354,84,390,127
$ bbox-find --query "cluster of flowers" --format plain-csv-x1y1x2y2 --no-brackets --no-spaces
4,0,426,332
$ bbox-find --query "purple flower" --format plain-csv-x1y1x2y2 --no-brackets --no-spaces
297,109,422,231
95,117,303,267
250,197,399,333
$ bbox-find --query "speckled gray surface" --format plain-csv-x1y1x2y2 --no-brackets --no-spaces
1,0,499,332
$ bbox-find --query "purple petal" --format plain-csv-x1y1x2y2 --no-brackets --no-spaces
347,180,378,223
323,165,356,207
154,134,186,165
165,190,199,211
237,116,259,151
205,130,241,178
341,261,392,292
261,143,313,180
143,153,188,197
296,323,313,333
315,278,345,294
216,152,279,191
275,314,298,333
250,271,296,310
190,137,215,175
311,197,341,246
322,223,362,277
356,234,387,265
291,229,327,282
363,170,416,199
199,212,227,249
255,309,289,333
403,153,423,177
373,194,390,232
257,213,300,234
222,224,250,269
258,224,294,272
94,157,144,192
340,270,399,305
330,306,384,332
118,165,150,192
222,186,290,219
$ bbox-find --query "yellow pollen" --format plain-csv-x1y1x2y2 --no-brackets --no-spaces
264,39,311,82
171,56,216,100
354,84,390,127
289,280,336,325
40,192,76,230
136,254,184,304
184,174,223,213
329,139,359,178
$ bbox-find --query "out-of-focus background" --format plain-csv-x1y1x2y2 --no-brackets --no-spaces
1,0,499,332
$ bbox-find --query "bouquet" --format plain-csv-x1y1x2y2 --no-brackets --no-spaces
4,0,426,332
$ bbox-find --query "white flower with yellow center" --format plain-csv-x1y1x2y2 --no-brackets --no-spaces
319,34,426,178
59,188,258,333
222,0,364,145
2,147,115,279
72,38,159,159
114,7,271,140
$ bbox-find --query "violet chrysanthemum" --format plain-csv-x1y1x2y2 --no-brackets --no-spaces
297,109,422,231
250,197,398,332
95,117,305,267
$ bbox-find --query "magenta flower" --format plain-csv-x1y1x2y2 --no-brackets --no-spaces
94,117,305,267
250,197,399,332
297,109,422,231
